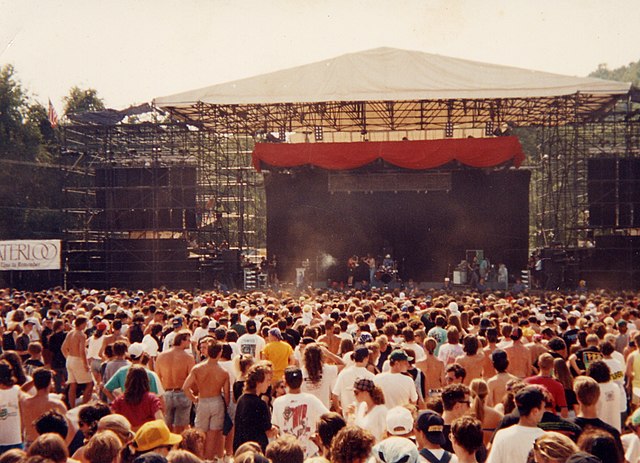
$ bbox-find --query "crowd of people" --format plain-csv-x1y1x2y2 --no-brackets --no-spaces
1,285,640,463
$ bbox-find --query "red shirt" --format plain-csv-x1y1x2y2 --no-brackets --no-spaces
112,392,162,428
524,375,568,409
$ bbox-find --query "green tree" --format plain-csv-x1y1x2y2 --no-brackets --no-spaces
0,65,46,161
0,64,64,240
589,60,640,86
63,86,105,114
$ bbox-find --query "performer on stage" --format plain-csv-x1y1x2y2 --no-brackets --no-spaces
268,255,279,286
347,255,358,287
362,254,376,285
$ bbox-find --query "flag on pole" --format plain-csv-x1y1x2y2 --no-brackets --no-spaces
48,99,58,128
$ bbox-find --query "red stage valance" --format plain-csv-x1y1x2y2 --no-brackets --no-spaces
252,136,525,172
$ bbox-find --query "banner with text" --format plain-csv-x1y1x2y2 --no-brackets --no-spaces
0,240,62,271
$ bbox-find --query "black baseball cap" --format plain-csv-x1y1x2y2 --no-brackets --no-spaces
415,410,446,446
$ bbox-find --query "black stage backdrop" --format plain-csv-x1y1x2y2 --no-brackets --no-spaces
265,168,530,282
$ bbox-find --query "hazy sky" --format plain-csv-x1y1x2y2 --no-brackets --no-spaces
1,0,639,111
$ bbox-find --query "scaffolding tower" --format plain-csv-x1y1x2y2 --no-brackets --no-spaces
531,101,640,249
60,118,265,289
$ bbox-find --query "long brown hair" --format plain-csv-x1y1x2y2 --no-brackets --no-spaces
124,365,150,405
553,358,573,390
470,379,488,422
303,343,323,384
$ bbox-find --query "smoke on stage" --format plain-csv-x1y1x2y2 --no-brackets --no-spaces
318,252,337,270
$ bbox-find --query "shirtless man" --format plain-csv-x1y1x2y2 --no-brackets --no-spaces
504,327,532,378
482,328,500,378
61,316,93,406
415,337,445,392
20,368,68,447
317,319,340,354
183,339,230,461
455,335,485,384
155,331,195,433
486,349,518,406
98,319,128,359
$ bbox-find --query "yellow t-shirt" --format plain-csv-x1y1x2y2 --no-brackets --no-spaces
262,340,293,382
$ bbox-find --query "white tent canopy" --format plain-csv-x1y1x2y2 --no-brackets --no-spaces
154,47,630,107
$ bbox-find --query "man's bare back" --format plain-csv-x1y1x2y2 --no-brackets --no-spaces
416,356,444,391
63,329,86,359
482,346,498,377
455,353,485,384
487,371,518,406
318,332,340,354
21,394,67,443
156,348,195,390
192,361,229,400
505,343,531,378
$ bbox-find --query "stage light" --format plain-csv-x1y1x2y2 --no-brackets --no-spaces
485,122,493,136
279,128,286,141
314,126,323,141
445,122,454,138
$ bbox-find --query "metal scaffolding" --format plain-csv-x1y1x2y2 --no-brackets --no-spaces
530,100,640,249
60,118,265,289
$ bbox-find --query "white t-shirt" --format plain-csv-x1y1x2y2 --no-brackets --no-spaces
402,342,426,361
374,372,418,408
272,392,329,458
604,357,627,406
0,386,22,445
87,335,105,360
342,351,355,367
332,365,375,409
622,432,640,463
438,343,464,365
219,360,237,389
487,424,545,463
598,381,623,431
141,334,160,357
163,331,177,351
237,333,266,358
191,326,209,344
301,364,339,409
354,402,388,442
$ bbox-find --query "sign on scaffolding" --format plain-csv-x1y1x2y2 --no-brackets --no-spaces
0,240,62,271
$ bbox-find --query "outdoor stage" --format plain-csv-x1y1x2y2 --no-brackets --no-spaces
256,137,530,282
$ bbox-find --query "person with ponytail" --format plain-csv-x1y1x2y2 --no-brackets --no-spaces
300,343,342,409
469,379,503,445
350,378,387,442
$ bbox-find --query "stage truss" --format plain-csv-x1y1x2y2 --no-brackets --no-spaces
60,119,265,288
163,92,640,254
529,101,640,250
166,94,622,135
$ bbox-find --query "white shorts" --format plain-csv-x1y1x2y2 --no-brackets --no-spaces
66,356,93,384
195,396,224,431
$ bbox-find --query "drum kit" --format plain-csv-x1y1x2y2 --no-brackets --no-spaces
374,264,398,284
